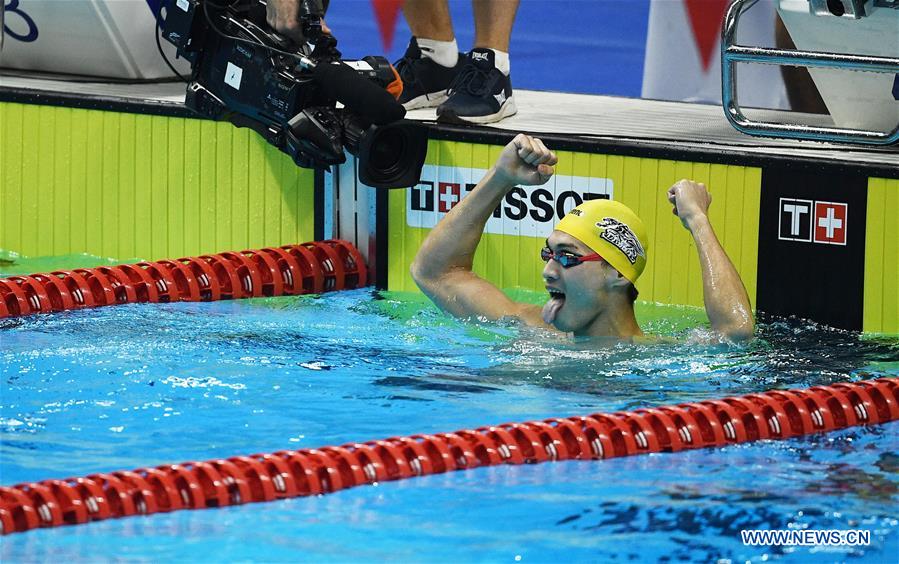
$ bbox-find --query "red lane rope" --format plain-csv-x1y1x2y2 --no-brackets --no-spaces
2,378,896,535
0,240,367,318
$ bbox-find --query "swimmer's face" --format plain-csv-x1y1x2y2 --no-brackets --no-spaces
541,230,618,334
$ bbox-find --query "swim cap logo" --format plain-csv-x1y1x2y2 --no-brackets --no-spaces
596,217,645,264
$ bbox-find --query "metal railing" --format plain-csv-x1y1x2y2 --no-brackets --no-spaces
721,0,899,145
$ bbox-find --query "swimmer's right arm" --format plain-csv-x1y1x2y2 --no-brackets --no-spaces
668,179,755,341
411,134,557,325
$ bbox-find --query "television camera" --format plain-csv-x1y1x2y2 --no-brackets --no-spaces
160,0,427,188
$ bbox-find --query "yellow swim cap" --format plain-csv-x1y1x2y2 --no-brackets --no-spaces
554,199,648,283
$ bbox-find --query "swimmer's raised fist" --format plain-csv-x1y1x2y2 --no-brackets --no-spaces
494,134,558,186
667,179,712,231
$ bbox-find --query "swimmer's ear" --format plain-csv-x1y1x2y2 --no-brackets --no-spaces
607,268,631,290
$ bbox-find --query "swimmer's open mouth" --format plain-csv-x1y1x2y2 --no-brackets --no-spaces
542,288,566,324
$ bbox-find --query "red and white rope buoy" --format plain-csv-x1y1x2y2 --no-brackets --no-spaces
0,240,367,318
1,378,896,535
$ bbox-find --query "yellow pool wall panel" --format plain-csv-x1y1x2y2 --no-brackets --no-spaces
864,177,899,334
388,140,761,312
0,102,315,261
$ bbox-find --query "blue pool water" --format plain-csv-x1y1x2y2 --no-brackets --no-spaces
1,289,897,562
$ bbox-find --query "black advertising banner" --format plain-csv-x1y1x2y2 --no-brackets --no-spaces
757,167,868,330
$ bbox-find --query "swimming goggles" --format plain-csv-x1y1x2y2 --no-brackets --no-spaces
540,247,604,268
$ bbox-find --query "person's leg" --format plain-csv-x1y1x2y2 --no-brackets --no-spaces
403,0,454,42
394,0,463,110
472,0,518,52
436,0,519,124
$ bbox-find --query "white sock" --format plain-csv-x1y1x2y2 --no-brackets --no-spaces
490,49,510,76
416,38,459,68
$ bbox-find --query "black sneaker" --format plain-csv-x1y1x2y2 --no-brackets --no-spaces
436,48,517,124
393,37,463,110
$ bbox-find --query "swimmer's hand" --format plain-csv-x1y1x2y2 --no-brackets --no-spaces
667,179,712,231
493,133,558,186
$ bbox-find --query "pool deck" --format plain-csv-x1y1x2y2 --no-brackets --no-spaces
1,72,897,175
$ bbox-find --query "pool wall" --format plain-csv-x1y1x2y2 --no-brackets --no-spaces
0,97,896,334
0,102,317,262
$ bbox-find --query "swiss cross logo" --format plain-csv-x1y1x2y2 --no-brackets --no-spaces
438,182,461,213
778,198,847,245
813,201,848,245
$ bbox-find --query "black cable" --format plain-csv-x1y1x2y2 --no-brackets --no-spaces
155,1,188,83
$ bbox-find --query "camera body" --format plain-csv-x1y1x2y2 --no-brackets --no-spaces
161,0,427,188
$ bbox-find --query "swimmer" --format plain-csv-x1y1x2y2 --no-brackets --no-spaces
411,134,754,341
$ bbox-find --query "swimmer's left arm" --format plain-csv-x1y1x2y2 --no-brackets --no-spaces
668,180,755,341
